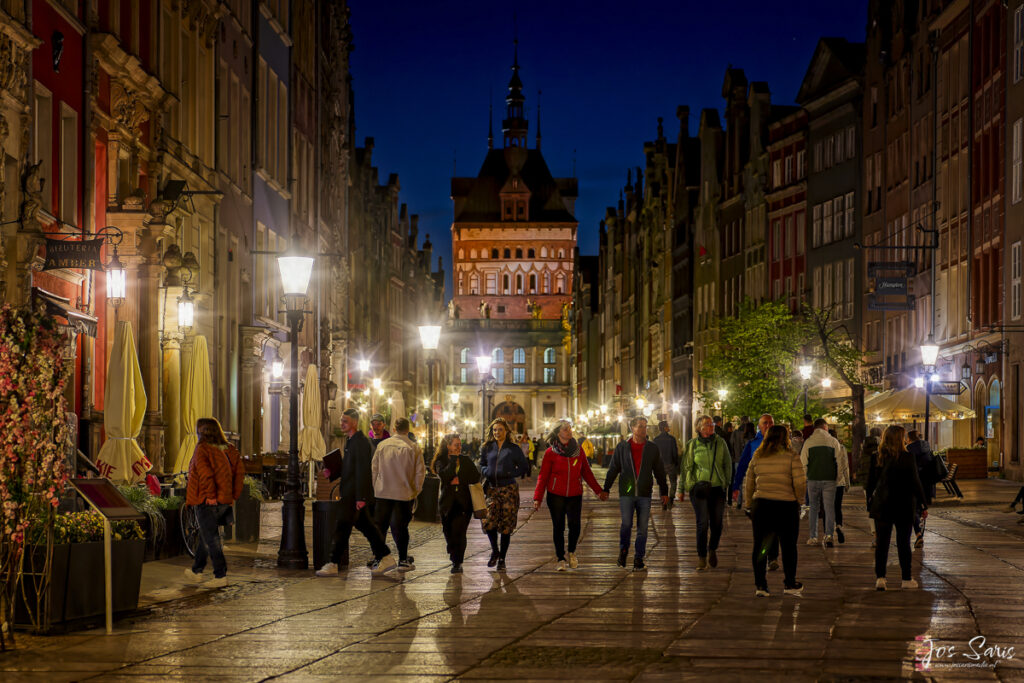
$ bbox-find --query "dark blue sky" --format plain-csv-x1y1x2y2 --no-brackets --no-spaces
348,0,869,293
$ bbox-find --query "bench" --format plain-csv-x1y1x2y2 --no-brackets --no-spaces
940,461,963,498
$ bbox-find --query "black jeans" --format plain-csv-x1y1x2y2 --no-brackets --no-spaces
192,503,230,578
330,504,391,565
834,485,845,527
1013,485,1024,506
750,499,799,588
546,493,583,561
441,499,472,565
690,486,726,558
374,498,414,561
874,518,913,580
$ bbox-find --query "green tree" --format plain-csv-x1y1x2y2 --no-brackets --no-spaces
698,299,822,427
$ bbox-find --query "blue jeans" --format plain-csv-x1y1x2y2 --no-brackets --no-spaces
619,496,652,558
192,503,230,578
807,480,837,539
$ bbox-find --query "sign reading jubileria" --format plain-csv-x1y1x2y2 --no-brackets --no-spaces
43,239,105,271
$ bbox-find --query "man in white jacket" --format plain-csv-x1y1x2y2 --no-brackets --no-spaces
372,417,426,571
799,418,849,548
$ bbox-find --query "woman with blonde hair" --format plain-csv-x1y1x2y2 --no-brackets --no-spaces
478,418,530,571
743,425,806,597
866,424,929,591
432,433,481,574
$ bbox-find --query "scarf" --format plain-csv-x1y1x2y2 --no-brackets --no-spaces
698,434,716,446
551,437,579,458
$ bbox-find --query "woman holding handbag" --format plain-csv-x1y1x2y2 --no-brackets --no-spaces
432,434,481,574
866,425,929,591
479,418,531,571
681,415,733,571
532,420,609,571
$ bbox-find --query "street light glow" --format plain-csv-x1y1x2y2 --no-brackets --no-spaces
106,248,127,307
271,358,284,379
914,376,925,388
357,359,370,373
450,392,459,404
277,255,315,296
799,363,812,380
930,373,940,383
920,336,940,367
717,388,728,400
635,397,645,410
417,324,442,350
177,287,195,330
372,377,382,392
821,377,832,389
671,402,680,412
476,355,492,376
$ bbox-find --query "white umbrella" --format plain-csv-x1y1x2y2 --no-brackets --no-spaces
95,321,150,484
173,335,212,473
868,385,976,422
298,364,326,497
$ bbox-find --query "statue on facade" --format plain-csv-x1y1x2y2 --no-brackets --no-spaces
19,160,44,227
479,299,491,319
526,299,542,319
448,299,460,319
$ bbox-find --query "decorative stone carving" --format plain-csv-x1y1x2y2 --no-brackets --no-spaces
0,34,30,101
0,115,8,222
19,160,44,227
110,80,149,136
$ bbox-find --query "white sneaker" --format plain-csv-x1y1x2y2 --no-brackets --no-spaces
755,588,771,597
875,577,887,591
555,560,567,572
901,579,919,589
567,552,579,569
183,568,204,584
800,505,809,519
315,562,339,577
204,575,228,588
806,537,819,546
370,554,397,575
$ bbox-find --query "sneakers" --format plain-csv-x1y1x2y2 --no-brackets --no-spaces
783,581,804,596
755,587,771,597
632,558,646,571
370,554,397,575
768,559,780,572
567,552,579,569
800,505,809,519
708,550,718,568
397,559,416,572
204,575,229,588
835,526,845,544
555,560,567,572
315,562,340,577
696,556,708,571
496,558,506,572
806,537,819,546
450,564,463,574
824,535,834,548
875,577,887,591
487,552,499,568
914,533,924,549
617,550,628,568
183,568,204,584
901,579,919,589
1004,504,1018,513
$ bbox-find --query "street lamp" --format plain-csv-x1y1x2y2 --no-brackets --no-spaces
357,358,370,374
177,286,195,331
799,362,813,415
106,248,127,308
276,249,315,570
821,377,832,389
476,354,492,441
920,336,940,444
418,323,442,458
271,351,284,380
717,388,728,418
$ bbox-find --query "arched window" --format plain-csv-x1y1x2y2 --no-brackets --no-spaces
513,348,525,363
528,248,535,258
470,273,479,294
541,247,548,258
515,274,523,294
503,248,511,258
558,249,565,259
503,274,510,294
543,347,556,364
491,248,498,258
529,274,537,292
471,249,477,259
457,275,463,295
556,273,565,294
492,348,504,363
458,249,464,259
543,272,551,293
460,347,470,363
515,248,523,259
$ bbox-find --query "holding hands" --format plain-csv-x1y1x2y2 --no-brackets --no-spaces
598,491,609,501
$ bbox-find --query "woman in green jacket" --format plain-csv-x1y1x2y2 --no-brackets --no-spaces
681,415,733,571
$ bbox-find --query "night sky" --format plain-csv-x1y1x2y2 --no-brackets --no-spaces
348,0,869,295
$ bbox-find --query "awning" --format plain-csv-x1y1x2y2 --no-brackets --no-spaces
33,287,97,337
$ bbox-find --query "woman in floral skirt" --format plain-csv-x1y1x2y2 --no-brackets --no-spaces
478,418,530,571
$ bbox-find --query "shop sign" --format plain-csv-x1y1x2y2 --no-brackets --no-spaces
43,239,105,271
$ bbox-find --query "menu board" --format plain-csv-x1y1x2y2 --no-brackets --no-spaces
70,478,145,520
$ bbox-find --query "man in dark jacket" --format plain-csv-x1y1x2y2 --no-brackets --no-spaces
604,416,668,571
652,421,680,509
316,409,396,576
907,430,936,547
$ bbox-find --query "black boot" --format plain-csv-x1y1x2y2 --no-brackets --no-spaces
617,549,627,568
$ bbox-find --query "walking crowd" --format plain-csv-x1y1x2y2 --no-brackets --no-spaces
290,406,939,599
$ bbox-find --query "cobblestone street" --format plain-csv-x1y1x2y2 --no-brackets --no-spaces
2,476,1024,681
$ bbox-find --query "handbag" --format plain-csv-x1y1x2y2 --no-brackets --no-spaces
458,456,488,518
690,440,718,500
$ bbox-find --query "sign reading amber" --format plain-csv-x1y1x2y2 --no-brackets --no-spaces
43,238,105,271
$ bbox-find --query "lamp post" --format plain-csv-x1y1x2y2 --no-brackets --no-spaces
418,323,441,457
799,362,812,415
717,388,728,418
276,251,315,570
920,336,940,444
476,354,492,442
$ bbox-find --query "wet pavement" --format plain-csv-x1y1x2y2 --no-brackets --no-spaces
2,475,1024,681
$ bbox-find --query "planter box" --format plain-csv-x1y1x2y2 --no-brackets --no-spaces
63,539,145,621
946,448,988,479
157,508,185,559
14,544,71,628
234,491,261,542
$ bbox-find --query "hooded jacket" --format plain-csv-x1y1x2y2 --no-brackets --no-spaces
372,433,426,501
603,438,668,498
533,440,603,500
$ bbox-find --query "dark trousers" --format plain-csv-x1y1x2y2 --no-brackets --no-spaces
374,498,414,561
546,493,583,560
750,499,799,588
834,485,845,526
192,503,230,578
441,500,472,565
1013,485,1024,506
330,503,391,565
690,486,726,558
874,518,913,580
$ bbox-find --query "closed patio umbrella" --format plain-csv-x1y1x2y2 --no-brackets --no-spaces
173,335,212,473
95,321,150,484
299,364,326,496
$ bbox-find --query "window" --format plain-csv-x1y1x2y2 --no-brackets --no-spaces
529,274,536,292
846,258,855,318
33,89,53,212
823,200,833,244
812,204,822,248
834,133,844,164
543,402,556,417
556,273,565,294
824,264,833,309
813,142,822,172
812,267,822,309
528,248,535,258
492,348,504,364
833,198,844,240
515,248,523,258
796,150,806,178
470,273,479,294
543,272,550,293
1016,6,1024,83
558,249,565,259
846,126,855,159
870,86,878,127
784,156,793,184
543,367,556,384
460,347,470,363
493,367,505,383
512,367,526,383
543,347,556,364
1013,241,1022,320
486,273,496,294
772,219,781,259
773,278,781,299
772,159,782,187
1014,119,1023,204
515,273,523,294
796,211,806,254
460,368,468,383
502,274,510,294
834,263,843,316
824,135,833,167
784,216,793,258
541,246,548,258
844,192,855,238
503,248,511,258
59,105,77,223
513,348,525,363
491,248,498,258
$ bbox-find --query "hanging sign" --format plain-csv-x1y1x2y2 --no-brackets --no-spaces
874,277,908,296
43,239,105,271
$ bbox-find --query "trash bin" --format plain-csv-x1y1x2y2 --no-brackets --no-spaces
312,500,344,570
414,474,440,522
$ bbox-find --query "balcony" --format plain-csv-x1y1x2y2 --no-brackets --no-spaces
446,319,564,332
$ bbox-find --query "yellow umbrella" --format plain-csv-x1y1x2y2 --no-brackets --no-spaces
95,321,150,484
864,389,893,409
173,335,212,473
299,364,326,496
867,385,976,422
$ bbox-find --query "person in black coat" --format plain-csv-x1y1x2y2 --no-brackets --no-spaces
432,433,481,574
866,424,929,591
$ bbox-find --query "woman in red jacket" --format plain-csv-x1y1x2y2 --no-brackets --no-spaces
533,420,608,570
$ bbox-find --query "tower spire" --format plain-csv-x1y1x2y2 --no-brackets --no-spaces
502,39,528,148
535,89,542,150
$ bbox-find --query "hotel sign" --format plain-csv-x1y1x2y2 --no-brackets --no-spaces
43,239,104,271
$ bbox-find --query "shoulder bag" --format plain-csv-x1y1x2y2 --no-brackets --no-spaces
690,440,717,500
461,457,488,518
